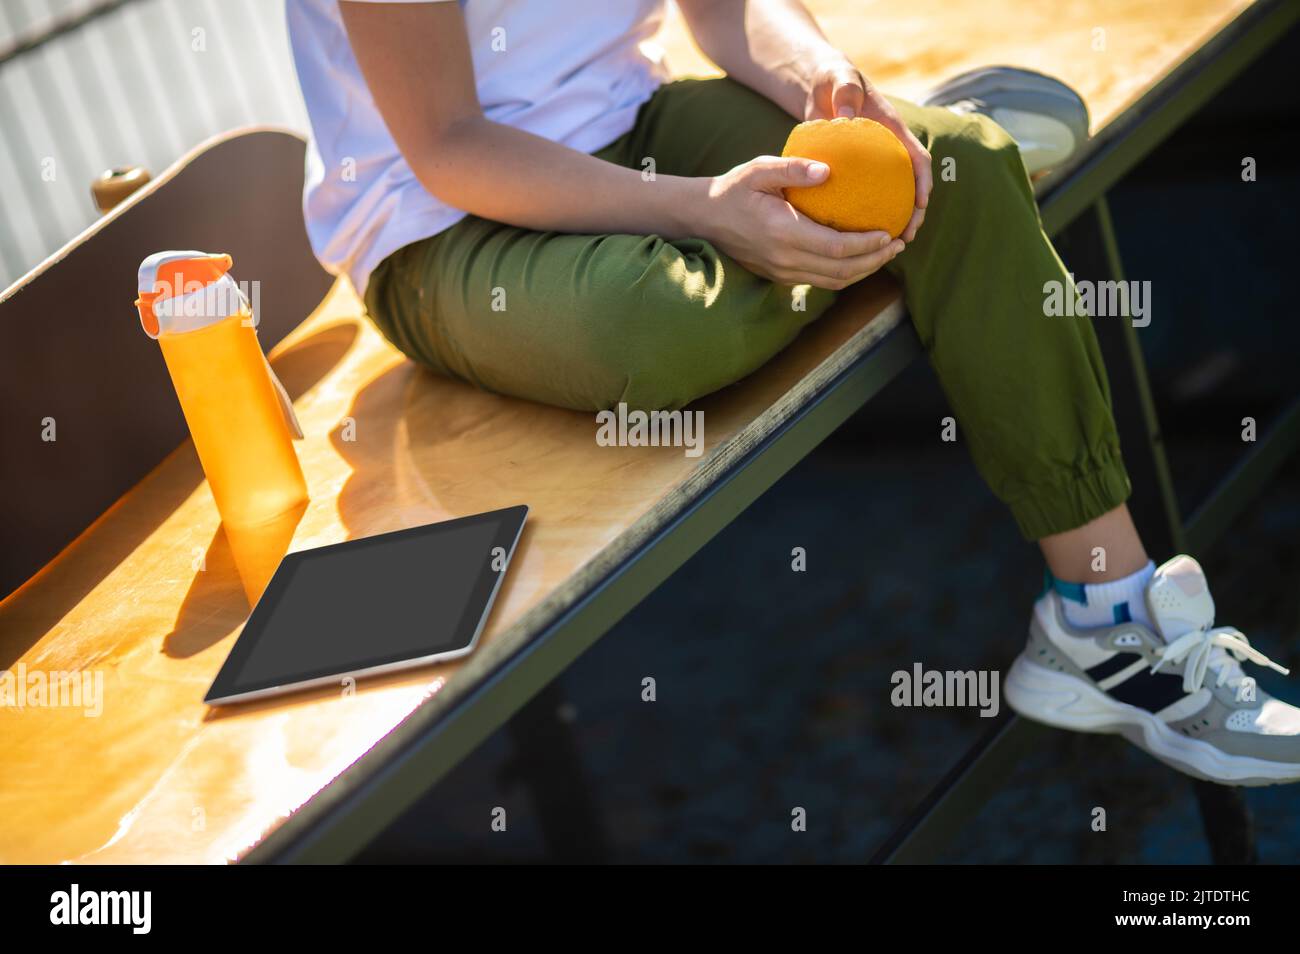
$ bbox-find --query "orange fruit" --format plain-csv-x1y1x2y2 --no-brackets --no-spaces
781,117,915,237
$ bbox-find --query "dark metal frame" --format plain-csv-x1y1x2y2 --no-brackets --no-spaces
247,0,1300,864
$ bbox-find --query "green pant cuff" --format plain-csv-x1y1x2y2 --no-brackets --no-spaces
1008,452,1133,541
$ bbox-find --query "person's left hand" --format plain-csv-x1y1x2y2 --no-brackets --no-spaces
803,58,932,242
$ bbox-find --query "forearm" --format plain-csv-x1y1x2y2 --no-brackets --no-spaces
414,116,703,238
677,0,844,119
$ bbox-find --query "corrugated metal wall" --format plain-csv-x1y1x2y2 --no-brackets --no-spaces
0,0,308,290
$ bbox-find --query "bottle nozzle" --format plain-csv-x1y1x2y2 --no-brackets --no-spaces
135,251,237,338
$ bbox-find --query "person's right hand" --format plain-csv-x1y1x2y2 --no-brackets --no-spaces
698,155,904,290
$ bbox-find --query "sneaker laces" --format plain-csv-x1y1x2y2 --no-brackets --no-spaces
1153,626,1290,695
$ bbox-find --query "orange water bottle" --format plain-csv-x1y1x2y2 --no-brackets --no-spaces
136,251,308,527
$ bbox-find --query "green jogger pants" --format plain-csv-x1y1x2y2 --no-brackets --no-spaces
363,77,1131,540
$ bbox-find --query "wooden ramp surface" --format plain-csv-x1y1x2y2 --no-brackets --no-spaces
0,0,1256,863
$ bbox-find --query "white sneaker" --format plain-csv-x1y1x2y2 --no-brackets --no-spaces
1005,555,1300,785
919,66,1090,176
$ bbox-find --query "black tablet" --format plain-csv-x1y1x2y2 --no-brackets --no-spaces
205,505,528,705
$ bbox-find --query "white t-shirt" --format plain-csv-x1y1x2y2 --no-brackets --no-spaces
286,0,669,294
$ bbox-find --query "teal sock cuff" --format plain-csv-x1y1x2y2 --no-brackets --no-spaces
1042,568,1088,605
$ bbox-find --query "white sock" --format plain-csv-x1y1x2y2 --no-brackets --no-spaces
1054,560,1156,631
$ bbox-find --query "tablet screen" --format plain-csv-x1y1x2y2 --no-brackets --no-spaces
205,505,527,704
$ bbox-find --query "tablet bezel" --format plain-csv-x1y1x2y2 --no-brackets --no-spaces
204,504,528,706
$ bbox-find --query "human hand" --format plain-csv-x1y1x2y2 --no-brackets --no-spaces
699,155,904,289
803,57,932,242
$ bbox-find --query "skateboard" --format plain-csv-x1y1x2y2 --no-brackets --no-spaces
0,128,332,598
